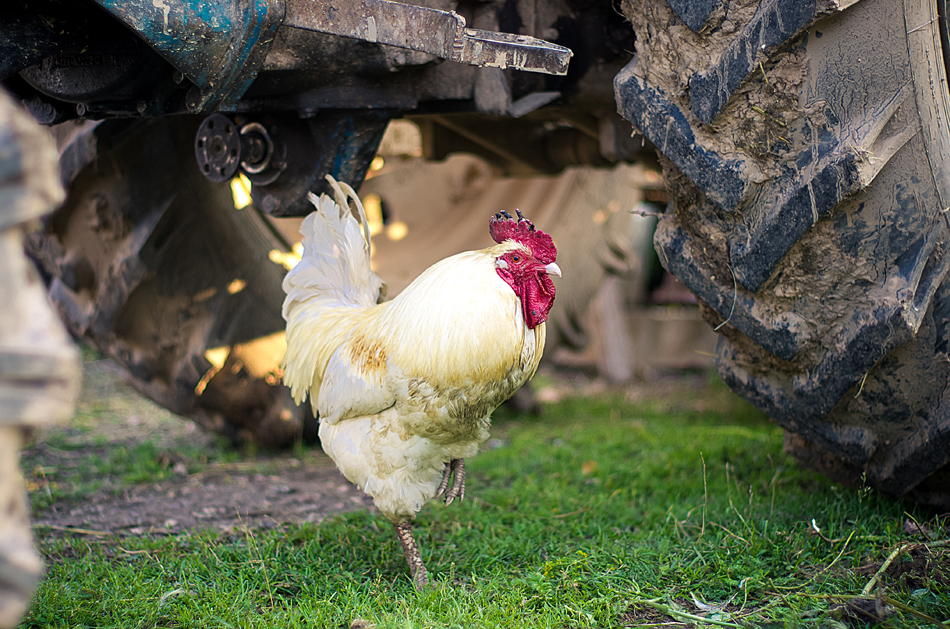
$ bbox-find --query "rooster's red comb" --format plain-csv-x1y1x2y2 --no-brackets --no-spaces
489,209,557,263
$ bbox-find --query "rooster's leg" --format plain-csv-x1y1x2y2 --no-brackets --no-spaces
436,458,466,506
394,521,428,590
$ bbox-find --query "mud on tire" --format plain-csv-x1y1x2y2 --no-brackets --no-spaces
615,0,950,508
26,117,310,447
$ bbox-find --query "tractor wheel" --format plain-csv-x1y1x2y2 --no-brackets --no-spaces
615,0,950,508
26,117,311,447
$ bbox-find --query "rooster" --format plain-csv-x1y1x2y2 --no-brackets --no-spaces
281,176,560,589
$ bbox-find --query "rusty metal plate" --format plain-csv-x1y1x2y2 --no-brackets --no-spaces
284,0,572,75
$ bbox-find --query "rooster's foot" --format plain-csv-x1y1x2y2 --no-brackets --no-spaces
436,458,466,506
394,521,428,591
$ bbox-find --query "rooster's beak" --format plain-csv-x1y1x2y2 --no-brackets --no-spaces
544,262,562,277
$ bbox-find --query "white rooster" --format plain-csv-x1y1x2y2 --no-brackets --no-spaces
281,176,560,588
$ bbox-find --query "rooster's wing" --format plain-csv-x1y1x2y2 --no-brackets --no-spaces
317,330,396,425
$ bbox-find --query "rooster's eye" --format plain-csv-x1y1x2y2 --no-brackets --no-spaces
511,255,521,263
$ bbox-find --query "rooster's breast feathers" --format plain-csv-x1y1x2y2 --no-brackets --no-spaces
316,245,543,428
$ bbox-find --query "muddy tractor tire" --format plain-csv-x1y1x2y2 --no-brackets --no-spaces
26,117,310,447
615,0,950,508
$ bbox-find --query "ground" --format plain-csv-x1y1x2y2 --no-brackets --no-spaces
28,444,372,537
22,358,372,537
22,355,672,539
19,355,950,627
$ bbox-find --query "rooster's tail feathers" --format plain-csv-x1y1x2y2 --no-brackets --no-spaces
325,175,372,254
281,176,385,319
280,176,385,408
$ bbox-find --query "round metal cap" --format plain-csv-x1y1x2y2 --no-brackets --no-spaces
195,114,240,183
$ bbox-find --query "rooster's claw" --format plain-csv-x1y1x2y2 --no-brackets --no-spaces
436,458,466,506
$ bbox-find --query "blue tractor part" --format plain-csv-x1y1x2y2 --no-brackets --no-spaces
93,0,286,112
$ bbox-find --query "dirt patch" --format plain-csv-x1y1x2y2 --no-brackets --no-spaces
24,359,373,538
617,597,740,628
617,603,688,627
31,455,373,537
856,534,950,592
880,543,950,589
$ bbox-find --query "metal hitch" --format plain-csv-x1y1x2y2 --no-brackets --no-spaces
195,114,274,183
284,0,573,76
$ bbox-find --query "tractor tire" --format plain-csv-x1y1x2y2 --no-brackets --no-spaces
615,0,950,508
26,117,311,447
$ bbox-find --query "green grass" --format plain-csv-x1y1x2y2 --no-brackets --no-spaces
22,372,950,628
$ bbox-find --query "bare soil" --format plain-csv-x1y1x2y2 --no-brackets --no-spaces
29,454,373,537
24,359,372,538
